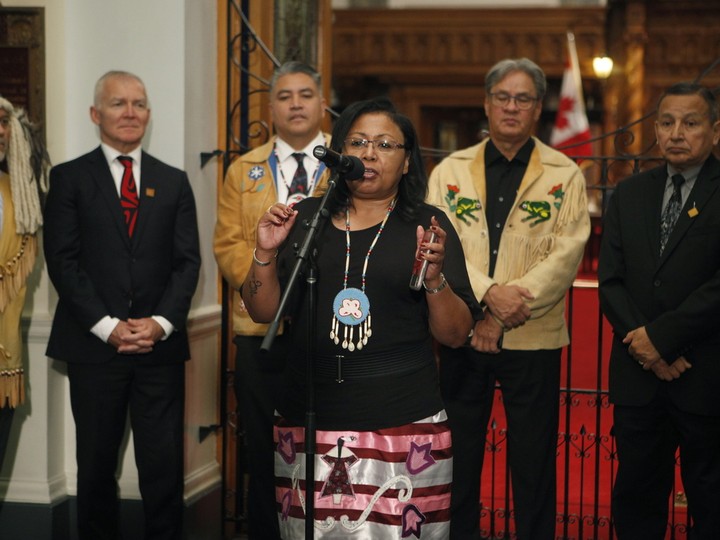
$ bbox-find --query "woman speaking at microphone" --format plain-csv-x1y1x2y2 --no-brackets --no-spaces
241,97,480,539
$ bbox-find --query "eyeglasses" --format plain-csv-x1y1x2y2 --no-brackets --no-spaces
488,92,538,110
344,138,405,153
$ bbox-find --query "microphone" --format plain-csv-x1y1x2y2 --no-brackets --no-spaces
313,145,365,180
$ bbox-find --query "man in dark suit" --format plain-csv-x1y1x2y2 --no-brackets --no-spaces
599,82,720,539
43,70,200,540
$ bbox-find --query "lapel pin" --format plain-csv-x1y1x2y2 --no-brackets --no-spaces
145,187,156,198
688,202,698,218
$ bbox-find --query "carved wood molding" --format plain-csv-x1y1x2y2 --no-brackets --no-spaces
332,7,607,86
0,7,45,126
644,5,720,83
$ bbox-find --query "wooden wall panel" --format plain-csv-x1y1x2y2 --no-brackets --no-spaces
331,2,720,160
0,8,45,127
331,7,607,159
332,7,607,86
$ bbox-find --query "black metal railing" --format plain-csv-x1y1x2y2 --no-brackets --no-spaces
220,1,250,536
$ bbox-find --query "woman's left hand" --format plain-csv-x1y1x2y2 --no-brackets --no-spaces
416,216,446,286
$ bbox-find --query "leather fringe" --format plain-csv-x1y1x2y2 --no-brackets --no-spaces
0,234,36,313
0,367,24,408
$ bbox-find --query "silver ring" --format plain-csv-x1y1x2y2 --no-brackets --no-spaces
638,360,645,366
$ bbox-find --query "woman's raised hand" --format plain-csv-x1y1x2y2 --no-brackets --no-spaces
256,203,298,252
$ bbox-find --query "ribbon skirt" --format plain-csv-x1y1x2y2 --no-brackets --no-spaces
273,411,452,539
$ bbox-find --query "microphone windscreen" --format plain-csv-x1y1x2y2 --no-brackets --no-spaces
344,156,365,180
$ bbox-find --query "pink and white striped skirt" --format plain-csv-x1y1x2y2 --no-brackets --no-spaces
273,410,452,539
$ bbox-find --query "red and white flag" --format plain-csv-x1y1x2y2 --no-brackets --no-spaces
550,31,592,159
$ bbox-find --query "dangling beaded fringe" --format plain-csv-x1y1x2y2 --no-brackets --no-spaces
330,313,372,352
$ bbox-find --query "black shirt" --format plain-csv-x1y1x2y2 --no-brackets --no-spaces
275,198,480,430
484,138,535,276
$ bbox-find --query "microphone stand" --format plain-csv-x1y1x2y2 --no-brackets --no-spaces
261,175,338,540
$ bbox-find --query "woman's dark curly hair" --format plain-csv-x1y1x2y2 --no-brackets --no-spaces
325,97,427,222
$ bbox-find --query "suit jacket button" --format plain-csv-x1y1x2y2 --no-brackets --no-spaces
653,280,661,287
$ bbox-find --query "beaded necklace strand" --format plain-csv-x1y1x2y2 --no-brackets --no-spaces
330,198,397,351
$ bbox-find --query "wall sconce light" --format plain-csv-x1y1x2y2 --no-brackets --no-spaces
592,55,614,79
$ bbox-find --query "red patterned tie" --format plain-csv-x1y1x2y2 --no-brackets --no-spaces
118,156,139,237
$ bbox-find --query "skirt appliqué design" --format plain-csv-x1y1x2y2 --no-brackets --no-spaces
274,410,452,539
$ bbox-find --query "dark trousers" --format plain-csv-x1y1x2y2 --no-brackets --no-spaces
68,359,185,540
0,404,15,472
233,333,289,540
612,392,720,540
439,346,561,540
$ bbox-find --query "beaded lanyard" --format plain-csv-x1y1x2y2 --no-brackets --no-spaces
330,198,397,351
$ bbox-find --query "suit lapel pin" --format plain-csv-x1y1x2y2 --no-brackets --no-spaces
688,202,698,218
145,187,156,198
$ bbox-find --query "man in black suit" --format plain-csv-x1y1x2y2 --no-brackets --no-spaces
44,70,200,540
599,82,720,539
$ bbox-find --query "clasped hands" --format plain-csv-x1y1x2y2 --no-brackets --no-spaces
623,326,692,381
109,318,165,354
467,284,534,353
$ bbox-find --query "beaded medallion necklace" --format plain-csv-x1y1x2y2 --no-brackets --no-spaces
330,198,397,351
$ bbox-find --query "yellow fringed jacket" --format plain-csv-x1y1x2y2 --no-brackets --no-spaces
427,137,591,350
0,172,35,407
213,136,331,336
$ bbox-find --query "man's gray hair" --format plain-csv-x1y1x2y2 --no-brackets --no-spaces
93,70,147,107
269,61,322,96
485,58,547,101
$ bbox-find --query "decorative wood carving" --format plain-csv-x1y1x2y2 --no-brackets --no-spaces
332,7,607,86
0,7,45,127
644,2,720,83
331,7,607,159
331,2,720,159
616,0,720,157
